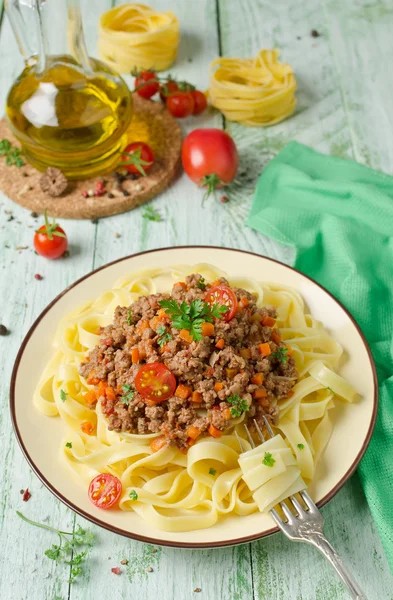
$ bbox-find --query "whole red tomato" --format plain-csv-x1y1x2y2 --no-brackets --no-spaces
191,90,207,115
166,92,195,118
34,210,68,259
134,71,159,99
181,129,238,200
120,142,154,176
159,80,179,103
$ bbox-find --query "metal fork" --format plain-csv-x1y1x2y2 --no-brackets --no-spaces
236,417,367,600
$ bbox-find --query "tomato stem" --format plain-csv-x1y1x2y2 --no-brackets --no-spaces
118,148,152,177
36,209,66,239
200,174,225,206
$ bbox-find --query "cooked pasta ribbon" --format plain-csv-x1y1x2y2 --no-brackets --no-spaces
208,49,296,126
98,3,180,73
34,263,358,532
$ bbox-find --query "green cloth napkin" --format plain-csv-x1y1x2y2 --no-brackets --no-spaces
246,141,393,571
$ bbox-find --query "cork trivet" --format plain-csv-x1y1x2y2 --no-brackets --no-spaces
0,95,182,219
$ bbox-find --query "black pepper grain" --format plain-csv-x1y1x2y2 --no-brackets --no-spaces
108,193,114,199
122,190,130,197
0,324,9,336
31,211,39,218
311,29,320,37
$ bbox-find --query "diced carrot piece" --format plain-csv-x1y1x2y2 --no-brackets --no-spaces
191,391,202,403
206,367,214,377
253,388,267,399
271,330,281,344
201,322,215,337
175,384,192,399
174,281,187,289
259,397,270,408
208,424,223,438
105,386,116,401
251,373,264,386
287,390,294,398
81,421,94,435
240,296,249,307
131,348,140,364
239,348,251,359
158,308,169,320
186,426,201,440
211,279,221,287
160,343,170,353
137,318,150,332
84,390,97,405
214,382,224,392
222,408,232,420
87,369,100,385
149,316,161,330
179,329,193,343
150,435,167,453
286,345,293,356
215,338,225,350
258,343,271,356
225,368,237,380
97,381,107,397
261,315,276,327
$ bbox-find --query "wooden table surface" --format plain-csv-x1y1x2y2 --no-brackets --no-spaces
1,1,393,599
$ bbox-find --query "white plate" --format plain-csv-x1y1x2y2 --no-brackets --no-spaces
10,247,378,548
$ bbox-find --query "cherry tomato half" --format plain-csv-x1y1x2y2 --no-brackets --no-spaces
88,473,122,509
120,142,154,176
159,80,179,103
205,285,238,322
135,362,176,403
192,90,207,115
134,71,159,99
166,92,195,118
34,211,68,259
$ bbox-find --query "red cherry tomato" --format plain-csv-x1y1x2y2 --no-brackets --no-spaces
121,142,154,175
166,92,195,118
159,80,179,102
134,71,159,99
34,211,68,259
192,90,207,115
205,285,238,322
88,473,122,509
135,362,176,403
181,129,238,198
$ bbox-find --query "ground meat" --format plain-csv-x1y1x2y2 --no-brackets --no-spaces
80,273,298,449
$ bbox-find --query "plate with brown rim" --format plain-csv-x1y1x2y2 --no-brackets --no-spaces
10,246,378,548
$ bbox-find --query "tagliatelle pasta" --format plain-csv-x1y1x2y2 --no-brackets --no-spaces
98,3,180,73
33,263,358,532
208,49,296,126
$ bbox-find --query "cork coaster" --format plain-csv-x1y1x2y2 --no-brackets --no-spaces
0,95,182,219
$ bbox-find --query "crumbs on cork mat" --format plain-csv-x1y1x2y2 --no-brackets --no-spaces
0,95,182,219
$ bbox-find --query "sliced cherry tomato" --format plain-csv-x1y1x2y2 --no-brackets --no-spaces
159,80,179,102
205,285,238,322
34,210,68,259
120,142,154,176
135,362,176,403
166,92,195,118
192,90,207,115
88,473,122,509
134,71,159,99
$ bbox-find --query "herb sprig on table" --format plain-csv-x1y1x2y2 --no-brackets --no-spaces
16,511,95,583
159,298,228,341
142,206,162,221
0,139,24,167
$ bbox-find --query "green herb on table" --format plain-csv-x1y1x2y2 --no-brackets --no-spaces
121,384,135,405
142,206,162,222
0,139,24,167
60,389,68,402
272,347,289,364
65,442,73,449
157,324,172,348
129,490,138,500
196,277,206,290
16,511,95,583
208,467,217,476
297,443,304,450
227,394,248,418
262,452,276,467
159,298,228,342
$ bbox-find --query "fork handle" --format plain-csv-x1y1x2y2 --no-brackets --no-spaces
309,534,367,599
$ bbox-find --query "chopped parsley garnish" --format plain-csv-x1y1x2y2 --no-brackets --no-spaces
159,298,228,342
209,467,217,476
157,324,173,348
297,443,304,450
262,452,276,467
227,394,248,418
129,490,138,500
272,347,289,364
65,442,73,449
16,512,95,583
60,389,68,402
0,139,24,167
126,308,132,326
142,206,162,222
121,384,135,405
196,277,206,290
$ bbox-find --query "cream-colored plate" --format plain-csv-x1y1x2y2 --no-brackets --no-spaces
10,247,377,548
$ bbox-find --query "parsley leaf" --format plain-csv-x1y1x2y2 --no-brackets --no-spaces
65,442,73,449
297,443,304,450
159,298,228,342
142,206,162,221
121,384,135,405
60,389,68,402
0,138,24,167
126,308,133,326
129,490,138,500
262,452,276,467
196,277,206,290
157,324,172,348
272,347,289,364
227,394,248,418
208,467,217,476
